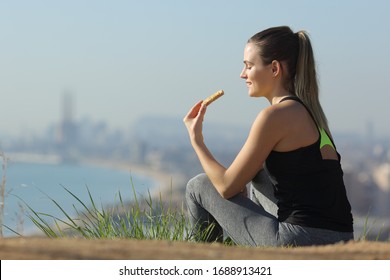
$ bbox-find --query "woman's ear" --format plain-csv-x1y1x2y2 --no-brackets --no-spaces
271,60,281,77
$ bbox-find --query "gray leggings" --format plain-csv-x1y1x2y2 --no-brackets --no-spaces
185,171,354,247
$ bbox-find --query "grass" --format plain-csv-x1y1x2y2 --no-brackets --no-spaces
8,180,222,244
359,210,389,242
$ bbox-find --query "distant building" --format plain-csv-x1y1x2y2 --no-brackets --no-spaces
56,91,79,162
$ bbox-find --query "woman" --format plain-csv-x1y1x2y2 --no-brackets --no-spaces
183,26,353,246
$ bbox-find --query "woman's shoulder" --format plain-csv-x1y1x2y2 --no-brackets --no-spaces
252,100,315,144
250,104,294,143
257,101,304,125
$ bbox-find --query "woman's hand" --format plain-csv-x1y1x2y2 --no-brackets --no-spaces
183,100,207,145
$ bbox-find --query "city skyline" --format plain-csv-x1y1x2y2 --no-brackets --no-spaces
1,1,390,138
1,90,385,143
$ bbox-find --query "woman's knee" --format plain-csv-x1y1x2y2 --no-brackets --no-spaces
186,173,209,196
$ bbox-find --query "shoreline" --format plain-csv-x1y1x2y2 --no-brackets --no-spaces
4,152,184,194
4,152,187,206
80,157,176,190
79,157,188,209
80,157,187,202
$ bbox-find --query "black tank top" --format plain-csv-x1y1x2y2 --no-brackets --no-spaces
264,96,353,232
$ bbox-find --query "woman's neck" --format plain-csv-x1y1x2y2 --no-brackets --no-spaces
268,88,295,105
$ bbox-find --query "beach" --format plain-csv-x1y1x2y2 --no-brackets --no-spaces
80,157,179,190
79,157,188,207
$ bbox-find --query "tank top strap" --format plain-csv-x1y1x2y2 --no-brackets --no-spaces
278,96,338,151
278,96,318,127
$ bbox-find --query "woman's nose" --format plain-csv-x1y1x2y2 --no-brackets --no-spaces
240,68,247,79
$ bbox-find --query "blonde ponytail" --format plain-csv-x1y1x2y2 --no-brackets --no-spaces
295,31,329,131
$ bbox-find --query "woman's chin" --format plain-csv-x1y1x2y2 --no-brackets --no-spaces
248,91,257,97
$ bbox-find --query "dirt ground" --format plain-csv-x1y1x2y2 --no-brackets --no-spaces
0,237,389,260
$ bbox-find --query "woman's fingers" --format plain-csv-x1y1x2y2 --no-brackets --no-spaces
183,100,207,143
183,100,204,122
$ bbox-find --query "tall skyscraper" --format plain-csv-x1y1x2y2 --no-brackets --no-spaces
57,91,79,162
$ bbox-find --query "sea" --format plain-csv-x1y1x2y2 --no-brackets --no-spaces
1,161,157,237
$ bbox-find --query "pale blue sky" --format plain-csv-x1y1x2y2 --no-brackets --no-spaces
1,0,389,138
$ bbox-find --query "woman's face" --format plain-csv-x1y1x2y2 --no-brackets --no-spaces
240,43,273,98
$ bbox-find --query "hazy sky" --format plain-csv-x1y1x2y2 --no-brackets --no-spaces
1,0,390,138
